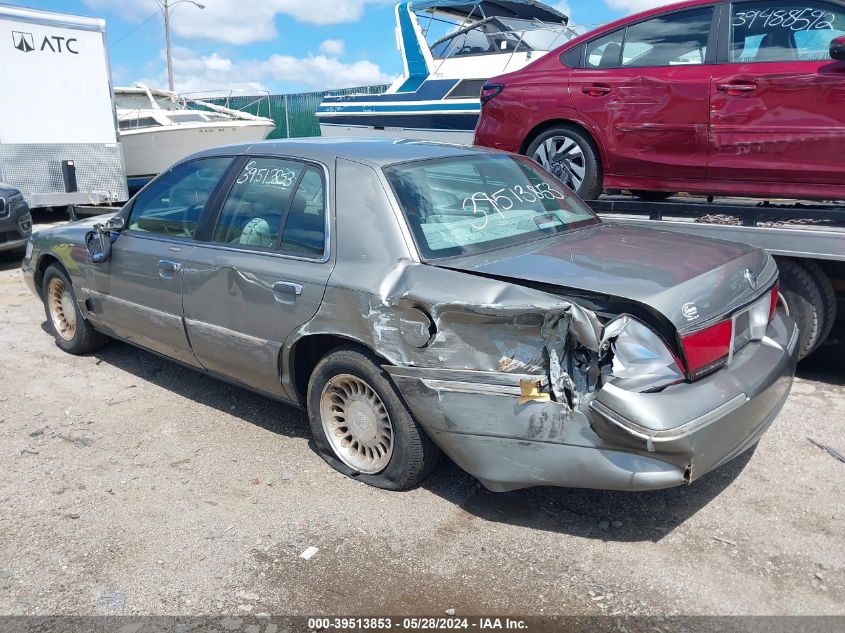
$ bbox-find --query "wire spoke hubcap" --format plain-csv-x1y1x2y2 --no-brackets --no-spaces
532,135,586,192
47,278,77,342
320,374,394,474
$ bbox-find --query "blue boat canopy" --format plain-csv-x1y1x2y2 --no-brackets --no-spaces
410,0,568,24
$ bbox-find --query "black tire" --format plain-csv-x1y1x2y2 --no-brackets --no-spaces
525,124,602,200
630,190,676,202
306,345,440,490
801,260,837,354
41,264,109,354
774,258,827,360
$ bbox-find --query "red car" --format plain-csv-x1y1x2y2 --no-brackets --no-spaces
474,0,845,201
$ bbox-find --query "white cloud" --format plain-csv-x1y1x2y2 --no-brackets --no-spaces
85,0,394,45
319,39,346,56
604,0,675,14
137,45,394,95
550,2,572,19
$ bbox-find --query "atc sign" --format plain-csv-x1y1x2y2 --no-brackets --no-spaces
11,30,78,54
11,31,34,52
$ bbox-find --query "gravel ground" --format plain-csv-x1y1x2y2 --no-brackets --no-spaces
0,233,843,618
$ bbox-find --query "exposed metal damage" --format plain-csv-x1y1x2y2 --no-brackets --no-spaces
296,255,797,492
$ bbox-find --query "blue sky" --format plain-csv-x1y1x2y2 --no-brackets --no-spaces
18,0,664,95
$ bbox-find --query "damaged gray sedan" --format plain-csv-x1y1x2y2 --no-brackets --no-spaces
22,139,798,492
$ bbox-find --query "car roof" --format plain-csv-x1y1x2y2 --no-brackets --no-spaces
187,137,493,167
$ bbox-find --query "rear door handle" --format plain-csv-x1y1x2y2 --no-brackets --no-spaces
582,84,611,96
158,259,181,279
273,281,302,303
716,83,757,95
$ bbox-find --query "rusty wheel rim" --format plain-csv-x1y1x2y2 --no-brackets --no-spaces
47,277,77,342
319,374,394,474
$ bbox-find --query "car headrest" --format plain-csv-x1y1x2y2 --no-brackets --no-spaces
170,183,209,208
599,42,621,68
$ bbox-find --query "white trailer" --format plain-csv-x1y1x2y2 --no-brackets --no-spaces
0,4,127,209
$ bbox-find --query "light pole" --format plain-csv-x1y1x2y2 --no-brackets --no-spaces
155,0,205,92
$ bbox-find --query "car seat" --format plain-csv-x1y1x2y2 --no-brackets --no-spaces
755,30,797,62
599,42,622,68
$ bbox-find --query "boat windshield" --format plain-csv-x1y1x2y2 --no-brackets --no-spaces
383,154,599,260
114,93,152,110
425,14,571,59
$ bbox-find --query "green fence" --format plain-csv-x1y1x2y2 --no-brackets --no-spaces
206,85,389,139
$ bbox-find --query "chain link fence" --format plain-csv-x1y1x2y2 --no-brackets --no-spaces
207,85,389,139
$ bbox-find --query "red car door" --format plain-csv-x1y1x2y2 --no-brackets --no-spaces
569,5,717,182
709,0,845,185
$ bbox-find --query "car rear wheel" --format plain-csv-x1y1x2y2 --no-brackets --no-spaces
526,125,602,200
774,257,829,360
42,264,109,354
306,345,439,490
630,190,676,201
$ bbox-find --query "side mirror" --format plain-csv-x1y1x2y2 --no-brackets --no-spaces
831,35,845,60
105,216,125,232
85,223,113,264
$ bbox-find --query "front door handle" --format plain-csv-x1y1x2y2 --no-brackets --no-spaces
716,83,757,96
273,281,302,303
158,259,182,279
582,83,611,97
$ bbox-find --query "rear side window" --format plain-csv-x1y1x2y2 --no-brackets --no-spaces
583,7,714,69
585,31,624,68
128,157,232,238
621,6,714,67
211,158,326,258
212,158,305,249
279,166,327,258
559,43,583,68
730,1,845,62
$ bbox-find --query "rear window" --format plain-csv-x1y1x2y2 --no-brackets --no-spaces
383,154,600,260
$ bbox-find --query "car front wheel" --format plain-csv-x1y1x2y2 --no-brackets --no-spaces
42,264,109,354
526,125,602,200
307,345,439,490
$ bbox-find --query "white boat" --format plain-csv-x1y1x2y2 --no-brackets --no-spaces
316,0,578,144
115,85,276,180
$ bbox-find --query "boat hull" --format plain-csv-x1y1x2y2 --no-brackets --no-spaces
119,121,275,179
319,122,475,144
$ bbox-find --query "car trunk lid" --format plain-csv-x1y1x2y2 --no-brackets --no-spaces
435,222,773,333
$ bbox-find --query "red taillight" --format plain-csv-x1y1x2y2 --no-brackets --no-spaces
768,282,779,322
480,83,504,104
680,319,733,380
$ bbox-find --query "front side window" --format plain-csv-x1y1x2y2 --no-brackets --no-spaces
383,154,600,260
621,6,714,67
730,1,845,62
128,157,232,238
211,158,326,258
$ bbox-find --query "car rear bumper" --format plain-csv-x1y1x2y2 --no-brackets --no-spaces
386,311,797,492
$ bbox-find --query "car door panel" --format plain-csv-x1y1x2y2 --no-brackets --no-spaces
182,248,329,396
87,157,234,365
569,5,717,182
709,0,845,183
182,158,333,397
571,67,713,180
88,235,198,366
